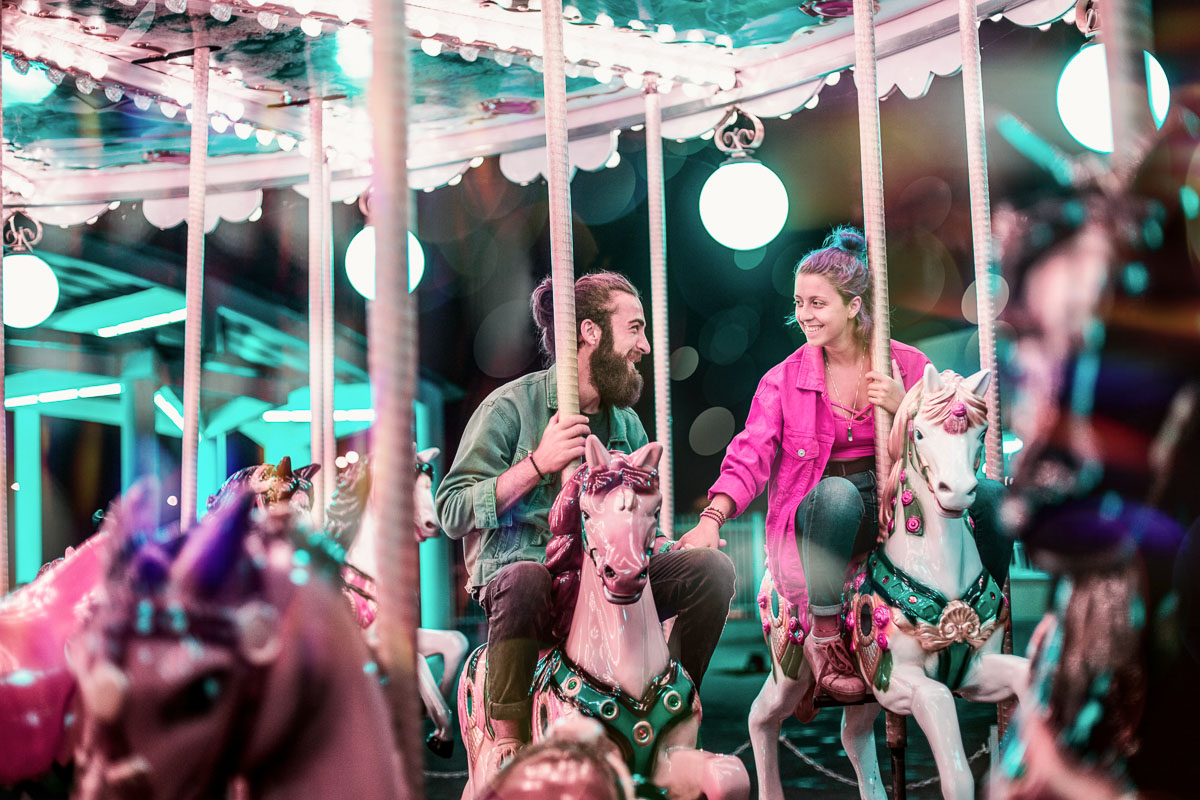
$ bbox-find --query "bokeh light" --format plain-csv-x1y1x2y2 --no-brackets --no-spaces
344,227,425,299
670,346,700,381
961,274,1010,324
3,253,60,328
699,160,789,250
1056,43,1169,154
689,407,736,456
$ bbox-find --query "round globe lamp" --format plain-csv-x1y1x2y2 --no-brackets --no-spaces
345,227,425,299
3,252,60,328
1056,42,1169,154
699,158,789,251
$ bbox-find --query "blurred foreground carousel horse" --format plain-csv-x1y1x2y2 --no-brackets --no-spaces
325,449,470,757
749,366,1028,800
0,457,332,789
66,484,401,799
458,436,750,800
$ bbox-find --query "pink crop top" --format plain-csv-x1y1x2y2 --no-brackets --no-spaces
826,395,875,459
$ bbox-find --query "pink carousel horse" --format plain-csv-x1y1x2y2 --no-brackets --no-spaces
457,436,750,800
748,366,1028,800
66,483,401,799
327,449,471,756
0,457,318,786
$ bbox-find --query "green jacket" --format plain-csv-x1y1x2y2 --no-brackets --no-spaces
435,365,649,592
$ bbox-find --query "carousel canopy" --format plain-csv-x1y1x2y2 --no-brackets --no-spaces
2,0,1074,216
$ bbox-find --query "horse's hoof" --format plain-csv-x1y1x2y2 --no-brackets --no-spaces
426,734,454,758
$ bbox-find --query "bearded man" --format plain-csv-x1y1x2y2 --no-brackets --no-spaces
436,272,736,779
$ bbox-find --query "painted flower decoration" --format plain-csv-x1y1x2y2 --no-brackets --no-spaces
758,593,769,608
876,632,889,650
788,617,799,633
873,605,890,630
899,469,907,483
792,627,805,644
901,489,914,506
762,620,772,634
854,573,866,589
846,612,856,630
906,516,922,533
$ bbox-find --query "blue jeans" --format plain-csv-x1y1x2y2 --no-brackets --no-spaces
796,473,1010,615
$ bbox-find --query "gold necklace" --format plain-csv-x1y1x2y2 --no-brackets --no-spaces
824,348,866,442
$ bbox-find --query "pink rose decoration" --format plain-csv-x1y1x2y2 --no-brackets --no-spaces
873,605,890,630
899,469,907,482
762,620,771,634
846,612,856,630
906,516,922,533
854,573,866,589
758,594,769,608
901,489,914,506
877,632,889,650
788,618,799,633
951,401,967,417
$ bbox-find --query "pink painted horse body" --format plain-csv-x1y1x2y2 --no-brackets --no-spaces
0,458,318,786
458,436,749,800
0,531,110,783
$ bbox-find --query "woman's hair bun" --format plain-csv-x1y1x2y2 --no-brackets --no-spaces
826,225,866,256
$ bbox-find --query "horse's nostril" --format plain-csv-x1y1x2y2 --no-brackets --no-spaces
637,569,648,580
937,482,951,493
603,566,617,579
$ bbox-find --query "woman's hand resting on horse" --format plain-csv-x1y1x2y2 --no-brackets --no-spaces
533,412,592,473
676,519,727,550
865,358,905,415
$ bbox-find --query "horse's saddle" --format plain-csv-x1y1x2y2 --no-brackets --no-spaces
852,551,1008,692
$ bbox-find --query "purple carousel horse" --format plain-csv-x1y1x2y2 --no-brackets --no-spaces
67,483,400,799
458,436,749,800
0,457,318,786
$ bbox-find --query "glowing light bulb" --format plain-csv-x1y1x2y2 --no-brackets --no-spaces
345,227,425,298
1056,43,1169,153
3,253,60,328
698,159,789,250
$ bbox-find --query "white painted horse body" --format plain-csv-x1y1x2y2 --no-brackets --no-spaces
749,366,1028,800
458,437,749,800
341,448,470,755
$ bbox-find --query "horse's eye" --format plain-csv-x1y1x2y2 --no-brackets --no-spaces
914,429,924,441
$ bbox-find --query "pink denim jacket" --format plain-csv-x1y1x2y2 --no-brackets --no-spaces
709,340,931,609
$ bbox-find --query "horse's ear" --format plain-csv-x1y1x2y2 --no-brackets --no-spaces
275,456,293,480
962,369,991,398
629,441,663,472
921,362,942,395
295,463,321,482
584,435,611,471
416,447,440,465
169,491,255,597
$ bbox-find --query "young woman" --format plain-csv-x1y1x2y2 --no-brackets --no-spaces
677,227,1008,700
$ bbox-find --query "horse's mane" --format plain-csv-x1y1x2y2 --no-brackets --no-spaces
543,453,660,641
207,458,318,512
878,371,988,539
325,459,372,548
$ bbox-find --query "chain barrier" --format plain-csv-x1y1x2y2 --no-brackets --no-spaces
421,735,991,788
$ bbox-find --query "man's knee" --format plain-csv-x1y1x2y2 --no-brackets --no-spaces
486,561,552,610
680,547,736,600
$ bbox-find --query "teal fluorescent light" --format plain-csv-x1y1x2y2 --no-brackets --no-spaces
1002,436,1023,455
262,408,376,423
4,382,122,408
97,307,187,338
154,391,185,430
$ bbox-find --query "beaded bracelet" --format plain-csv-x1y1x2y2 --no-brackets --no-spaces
699,506,727,527
528,453,546,480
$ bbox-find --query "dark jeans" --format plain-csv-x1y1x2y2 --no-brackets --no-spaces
796,472,1011,614
479,548,736,720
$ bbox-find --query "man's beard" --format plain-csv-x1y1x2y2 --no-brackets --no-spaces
590,330,644,408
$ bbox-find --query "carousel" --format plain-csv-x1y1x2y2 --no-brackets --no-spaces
0,0,1196,798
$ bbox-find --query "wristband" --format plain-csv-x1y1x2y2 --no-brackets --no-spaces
700,506,727,527
528,453,546,480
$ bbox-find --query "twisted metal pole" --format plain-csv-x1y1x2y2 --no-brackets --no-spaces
321,157,336,521
958,0,1002,481
0,3,7,592
644,85,672,533
308,98,326,523
1103,0,1154,182
852,0,892,480
542,0,579,434
180,45,210,532
369,1,422,795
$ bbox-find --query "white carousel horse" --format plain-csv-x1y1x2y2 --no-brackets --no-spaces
457,436,749,800
333,448,470,757
749,365,1028,800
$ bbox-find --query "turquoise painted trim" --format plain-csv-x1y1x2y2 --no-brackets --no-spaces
14,408,42,585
